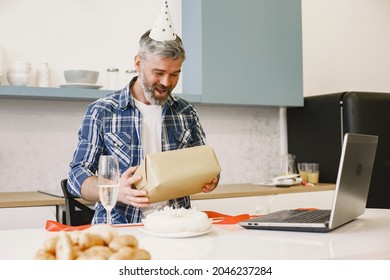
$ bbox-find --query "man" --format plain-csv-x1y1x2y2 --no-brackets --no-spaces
67,27,219,224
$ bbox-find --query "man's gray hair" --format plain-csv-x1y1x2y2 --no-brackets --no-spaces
138,29,186,62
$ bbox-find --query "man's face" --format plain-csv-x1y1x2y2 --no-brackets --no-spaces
136,54,183,105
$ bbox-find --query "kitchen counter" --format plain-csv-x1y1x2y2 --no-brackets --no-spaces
0,183,335,208
0,191,64,208
0,191,90,208
191,183,335,200
0,184,336,227
0,208,388,260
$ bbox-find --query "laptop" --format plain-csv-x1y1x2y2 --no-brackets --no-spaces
240,133,378,233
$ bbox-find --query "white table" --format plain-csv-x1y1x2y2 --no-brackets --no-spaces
1,208,389,260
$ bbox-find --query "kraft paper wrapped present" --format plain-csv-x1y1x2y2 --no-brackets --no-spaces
133,145,221,203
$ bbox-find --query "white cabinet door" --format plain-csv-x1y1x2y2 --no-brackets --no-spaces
0,206,56,229
192,190,335,216
192,195,272,216
268,191,335,212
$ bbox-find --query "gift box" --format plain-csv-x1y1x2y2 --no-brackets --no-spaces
133,145,221,203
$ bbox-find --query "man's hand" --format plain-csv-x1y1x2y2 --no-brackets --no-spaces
117,166,150,208
202,176,219,193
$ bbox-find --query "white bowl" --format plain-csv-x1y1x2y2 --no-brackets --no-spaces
8,61,31,74
64,70,99,84
7,73,30,86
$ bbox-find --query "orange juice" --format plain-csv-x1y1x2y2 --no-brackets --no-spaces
299,171,308,182
307,172,319,184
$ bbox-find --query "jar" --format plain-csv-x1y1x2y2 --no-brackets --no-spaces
0,45,5,84
106,67,119,90
120,69,137,87
36,62,50,87
125,69,137,81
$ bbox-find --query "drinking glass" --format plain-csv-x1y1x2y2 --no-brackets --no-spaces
307,163,320,184
280,154,297,175
98,155,119,225
297,162,308,182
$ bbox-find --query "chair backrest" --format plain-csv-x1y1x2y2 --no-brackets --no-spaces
60,179,95,226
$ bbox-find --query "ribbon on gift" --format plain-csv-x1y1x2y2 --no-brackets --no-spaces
203,211,258,224
45,220,91,232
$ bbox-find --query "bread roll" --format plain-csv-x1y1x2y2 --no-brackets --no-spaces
34,226,151,260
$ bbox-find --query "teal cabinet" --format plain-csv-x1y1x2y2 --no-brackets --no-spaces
182,0,303,106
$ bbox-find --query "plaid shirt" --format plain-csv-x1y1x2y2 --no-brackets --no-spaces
67,77,207,224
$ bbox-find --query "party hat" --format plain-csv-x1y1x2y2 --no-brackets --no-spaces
149,0,177,41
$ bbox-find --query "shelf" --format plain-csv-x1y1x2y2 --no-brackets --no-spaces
0,85,202,103
0,85,110,101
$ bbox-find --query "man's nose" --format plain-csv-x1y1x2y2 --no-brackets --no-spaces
160,75,170,87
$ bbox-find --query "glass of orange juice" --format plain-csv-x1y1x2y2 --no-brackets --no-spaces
297,162,308,182
307,163,320,184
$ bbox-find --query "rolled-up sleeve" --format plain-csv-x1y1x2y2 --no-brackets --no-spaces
67,103,104,196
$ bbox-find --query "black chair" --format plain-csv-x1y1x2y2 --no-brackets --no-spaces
60,179,95,226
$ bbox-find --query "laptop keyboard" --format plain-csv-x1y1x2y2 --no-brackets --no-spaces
285,210,331,223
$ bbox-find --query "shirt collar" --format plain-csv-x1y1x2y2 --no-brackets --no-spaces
118,77,137,110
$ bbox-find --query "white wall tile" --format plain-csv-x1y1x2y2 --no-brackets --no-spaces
0,99,280,192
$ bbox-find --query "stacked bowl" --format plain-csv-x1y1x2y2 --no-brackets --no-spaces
7,61,31,86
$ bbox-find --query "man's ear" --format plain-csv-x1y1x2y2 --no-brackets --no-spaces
134,55,141,72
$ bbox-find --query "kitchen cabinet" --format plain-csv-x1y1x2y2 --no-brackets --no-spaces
191,184,335,216
0,206,56,230
192,191,334,216
267,190,334,212
182,0,303,106
0,191,333,229
0,184,334,229
1,1,302,107
192,195,272,216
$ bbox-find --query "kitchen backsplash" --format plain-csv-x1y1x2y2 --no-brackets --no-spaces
0,98,280,193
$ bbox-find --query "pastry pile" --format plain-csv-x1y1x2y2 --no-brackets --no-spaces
34,224,151,260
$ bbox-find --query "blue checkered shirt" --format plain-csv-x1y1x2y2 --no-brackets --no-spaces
67,77,207,224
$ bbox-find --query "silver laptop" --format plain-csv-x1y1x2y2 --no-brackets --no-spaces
240,133,378,233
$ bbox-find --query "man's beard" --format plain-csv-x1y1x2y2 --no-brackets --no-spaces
138,70,171,106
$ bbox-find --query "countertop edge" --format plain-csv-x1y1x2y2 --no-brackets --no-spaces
190,183,336,200
1,183,336,208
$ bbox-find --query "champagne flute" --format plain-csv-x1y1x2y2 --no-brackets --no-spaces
98,155,119,225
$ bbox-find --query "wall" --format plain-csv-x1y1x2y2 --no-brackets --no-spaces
302,0,390,96
2,1,390,193
0,0,183,91
0,99,280,192
0,0,282,193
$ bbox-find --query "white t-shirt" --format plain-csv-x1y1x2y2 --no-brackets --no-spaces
133,98,162,155
134,98,168,216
